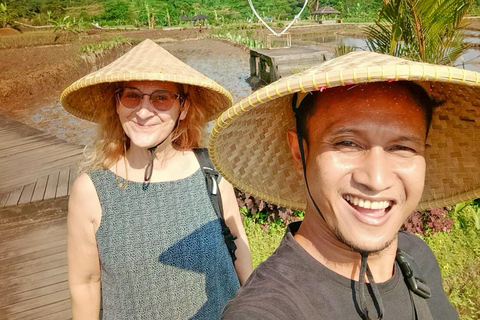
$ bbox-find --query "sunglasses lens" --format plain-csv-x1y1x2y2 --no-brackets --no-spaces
151,91,175,111
119,88,142,108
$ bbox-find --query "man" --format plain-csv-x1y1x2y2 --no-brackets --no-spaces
209,51,480,319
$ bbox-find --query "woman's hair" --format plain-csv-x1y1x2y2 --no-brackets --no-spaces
79,82,207,172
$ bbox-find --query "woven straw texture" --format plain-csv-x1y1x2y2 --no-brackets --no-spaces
61,39,233,122
209,51,480,211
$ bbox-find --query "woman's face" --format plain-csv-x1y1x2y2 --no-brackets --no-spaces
116,81,188,149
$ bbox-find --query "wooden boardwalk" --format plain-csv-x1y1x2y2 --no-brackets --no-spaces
0,113,84,208
0,198,71,319
0,114,84,319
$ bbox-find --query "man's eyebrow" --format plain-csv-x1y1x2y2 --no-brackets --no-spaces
328,127,425,144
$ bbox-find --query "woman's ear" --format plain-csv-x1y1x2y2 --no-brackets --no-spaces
179,99,190,121
287,129,305,174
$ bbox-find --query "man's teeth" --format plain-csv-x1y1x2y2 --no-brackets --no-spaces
344,195,391,210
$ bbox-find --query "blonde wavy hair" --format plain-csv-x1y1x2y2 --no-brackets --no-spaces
80,83,207,173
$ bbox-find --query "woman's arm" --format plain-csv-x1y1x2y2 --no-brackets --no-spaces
219,178,253,285
67,173,102,319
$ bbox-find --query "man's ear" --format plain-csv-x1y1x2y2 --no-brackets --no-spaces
287,129,305,174
179,100,190,120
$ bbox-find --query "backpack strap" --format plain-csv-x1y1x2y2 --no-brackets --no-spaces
396,249,434,320
193,148,237,262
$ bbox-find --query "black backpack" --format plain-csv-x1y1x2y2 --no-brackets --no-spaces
193,148,237,263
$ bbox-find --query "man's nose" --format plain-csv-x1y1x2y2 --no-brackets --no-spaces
352,147,395,192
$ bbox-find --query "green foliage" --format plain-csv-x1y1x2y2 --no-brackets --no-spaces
365,0,472,64
6,0,480,27
80,35,134,54
0,2,9,27
335,43,356,57
243,216,284,268
424,201,480,319
210,29,265,48
101,0,131,25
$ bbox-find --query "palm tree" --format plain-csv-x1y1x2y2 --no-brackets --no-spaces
365,0,473,65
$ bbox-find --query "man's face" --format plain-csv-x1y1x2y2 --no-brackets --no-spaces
302,82,427,253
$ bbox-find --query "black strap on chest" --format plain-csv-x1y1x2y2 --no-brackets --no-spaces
396,249,433,320
193,148,237,263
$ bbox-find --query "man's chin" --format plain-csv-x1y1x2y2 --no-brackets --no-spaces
334,228,397,255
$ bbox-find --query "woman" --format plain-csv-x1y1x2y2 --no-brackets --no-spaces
62,39,253,319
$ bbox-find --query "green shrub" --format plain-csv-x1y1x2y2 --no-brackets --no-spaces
425,202,480,319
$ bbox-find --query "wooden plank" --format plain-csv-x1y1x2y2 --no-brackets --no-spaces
0,135,62,156
0,214,66,239
0,133,53,151
0,265,68,291
31,175,48,202
0,214,65,235
0,150,83,182
5,187,23,207
0,281,68,308
0,192,9,208
56,168,70,198
36,308,72,320
0,252,67,284
0,272,68,297
18,182,35,205
68,165,79,195
2,290,70,320
0,234,66,258
0,243,66,268
0,148,83,175
44,172,60,200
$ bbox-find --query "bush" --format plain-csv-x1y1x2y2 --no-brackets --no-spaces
236,189,303,228
424,202,480,319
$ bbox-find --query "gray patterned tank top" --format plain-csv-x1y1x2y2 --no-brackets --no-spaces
89,169,240,320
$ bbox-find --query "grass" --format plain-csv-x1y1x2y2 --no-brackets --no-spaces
244,203,480,319
243,216,284,268
80,35,134,54
0,30,58,49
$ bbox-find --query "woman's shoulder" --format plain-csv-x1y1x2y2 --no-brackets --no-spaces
70,172,99,203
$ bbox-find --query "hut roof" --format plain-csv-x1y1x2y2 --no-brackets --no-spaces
180,14,209,21
192,14,209,21
312,6,341,15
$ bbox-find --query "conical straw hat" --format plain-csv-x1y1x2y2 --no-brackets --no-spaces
209,51,480,211
61,39,232,122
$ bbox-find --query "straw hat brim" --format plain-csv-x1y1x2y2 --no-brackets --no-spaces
209,51,480,211
61,39,233,122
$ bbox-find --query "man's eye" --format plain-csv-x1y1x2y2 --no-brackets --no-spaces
335,141,357,147
391,145,416,153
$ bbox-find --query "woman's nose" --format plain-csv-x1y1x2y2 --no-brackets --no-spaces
135,96,155,117
352,147,395,192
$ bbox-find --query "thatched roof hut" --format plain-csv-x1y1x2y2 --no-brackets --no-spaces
311,6,341,15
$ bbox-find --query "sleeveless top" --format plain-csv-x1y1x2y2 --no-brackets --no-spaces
89,168,240,320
